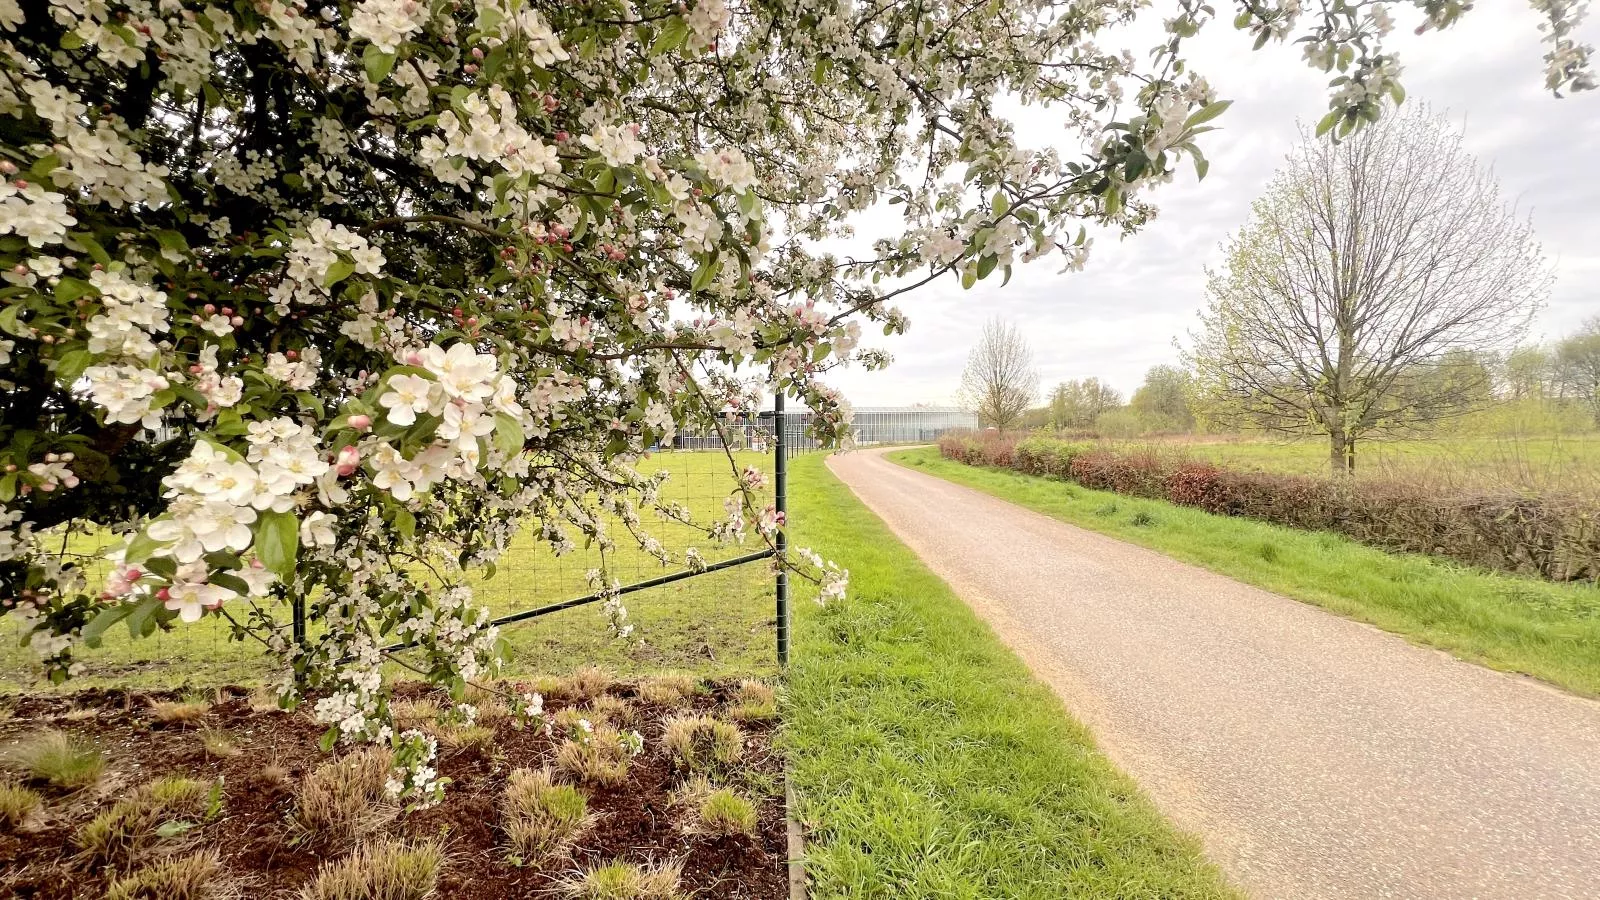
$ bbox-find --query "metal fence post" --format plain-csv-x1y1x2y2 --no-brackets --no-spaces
774,390,790,668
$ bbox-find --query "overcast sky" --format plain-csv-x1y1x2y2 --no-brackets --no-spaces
826,7,1600,408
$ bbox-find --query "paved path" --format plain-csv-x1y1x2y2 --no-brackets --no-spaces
826,448,1600,900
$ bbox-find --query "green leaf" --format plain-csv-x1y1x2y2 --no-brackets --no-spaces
255,509,299,578
652,16,688,53
323,258,356,288
53,349,93,384
1315,110,1341,138
393,506,416,540
209,573,252,597
0,473,15,503
0,304,24,337
493,412,524,459
155,820,196,839
83,603,137,648
1183,100,1232,129
364,44,397,83
60,30,85,50
124,596,164,640
319,727,339,753
975,254,998,280
124,527,172,565
690,254,721,292
960,266,978,290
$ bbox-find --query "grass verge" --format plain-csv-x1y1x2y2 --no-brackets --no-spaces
783,453,1234,899
891,447,1600,698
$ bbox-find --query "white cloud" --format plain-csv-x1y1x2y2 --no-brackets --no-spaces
830,8,1600,406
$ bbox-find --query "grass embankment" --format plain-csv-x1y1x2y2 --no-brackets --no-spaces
892,447,1600,698
783,453,1234,899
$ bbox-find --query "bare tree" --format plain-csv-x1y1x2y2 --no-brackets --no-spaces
1556,316,1600,426
1185,104,1550,475
959,318,1037,431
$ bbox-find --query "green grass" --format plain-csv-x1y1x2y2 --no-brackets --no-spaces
893,447,1600,698
783,453,1234,899
0,452,775,692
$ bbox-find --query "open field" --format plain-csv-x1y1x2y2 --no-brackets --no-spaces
894,447,1600,697
1145,433,1600,493
783,453,1234,898
0,451,776,692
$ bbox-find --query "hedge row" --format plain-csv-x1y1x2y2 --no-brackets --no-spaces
936,433,1600,583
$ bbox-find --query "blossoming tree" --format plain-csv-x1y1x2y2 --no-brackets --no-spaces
0,0,1589,795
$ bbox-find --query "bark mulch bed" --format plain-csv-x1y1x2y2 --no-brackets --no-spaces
0,677,787,898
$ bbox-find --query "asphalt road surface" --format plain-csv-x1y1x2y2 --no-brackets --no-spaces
826,448,1600,899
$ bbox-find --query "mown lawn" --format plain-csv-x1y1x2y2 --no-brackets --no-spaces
893,447,1600,698
783,453,1235,899
0,451,776,691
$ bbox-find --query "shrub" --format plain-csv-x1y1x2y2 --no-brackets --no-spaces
559,860,682,900
582,696,638,728
555,726,633,787
148,699,210,727
942,436,1600,582
105,851,238,900
290,748,397,845
300,840,443,900
695,789,758,838
0,780,42,829
661,716,742,774
77,776,216,868
637,674,697,707
439,725,497,752
502,768,590,864
1,730,104,790
727,681,777,723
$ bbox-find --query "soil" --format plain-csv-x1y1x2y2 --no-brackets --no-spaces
0,680,788,899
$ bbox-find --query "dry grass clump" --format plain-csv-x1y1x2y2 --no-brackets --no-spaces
0,780,43,829
289,747,396,844
502,767,591,864
528,675,576,702
559,859,683,900
582,695,637,728
637,674,697,707
727,681,776,722
389,697,443,729
1,729,104,790
105,850,239,900
568,666,615,702
551,707,592,737
440,724,497,752
694,788,758,838
554,726,632,787
149,698,210,727
247,686,289,715
661,716,742,774
199,728,240,758
76,776,214,868
300,839,443,900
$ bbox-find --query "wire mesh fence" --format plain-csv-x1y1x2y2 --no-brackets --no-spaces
0,404,968,690
0,447,782,689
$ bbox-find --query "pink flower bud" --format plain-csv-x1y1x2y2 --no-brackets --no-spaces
204,303,216,313
157,587,171,601
335,445,361,476
231,315,244,326
349,414,372,431
126,567,142,581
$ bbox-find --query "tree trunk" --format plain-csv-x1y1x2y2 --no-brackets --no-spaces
1328,429,1355,477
